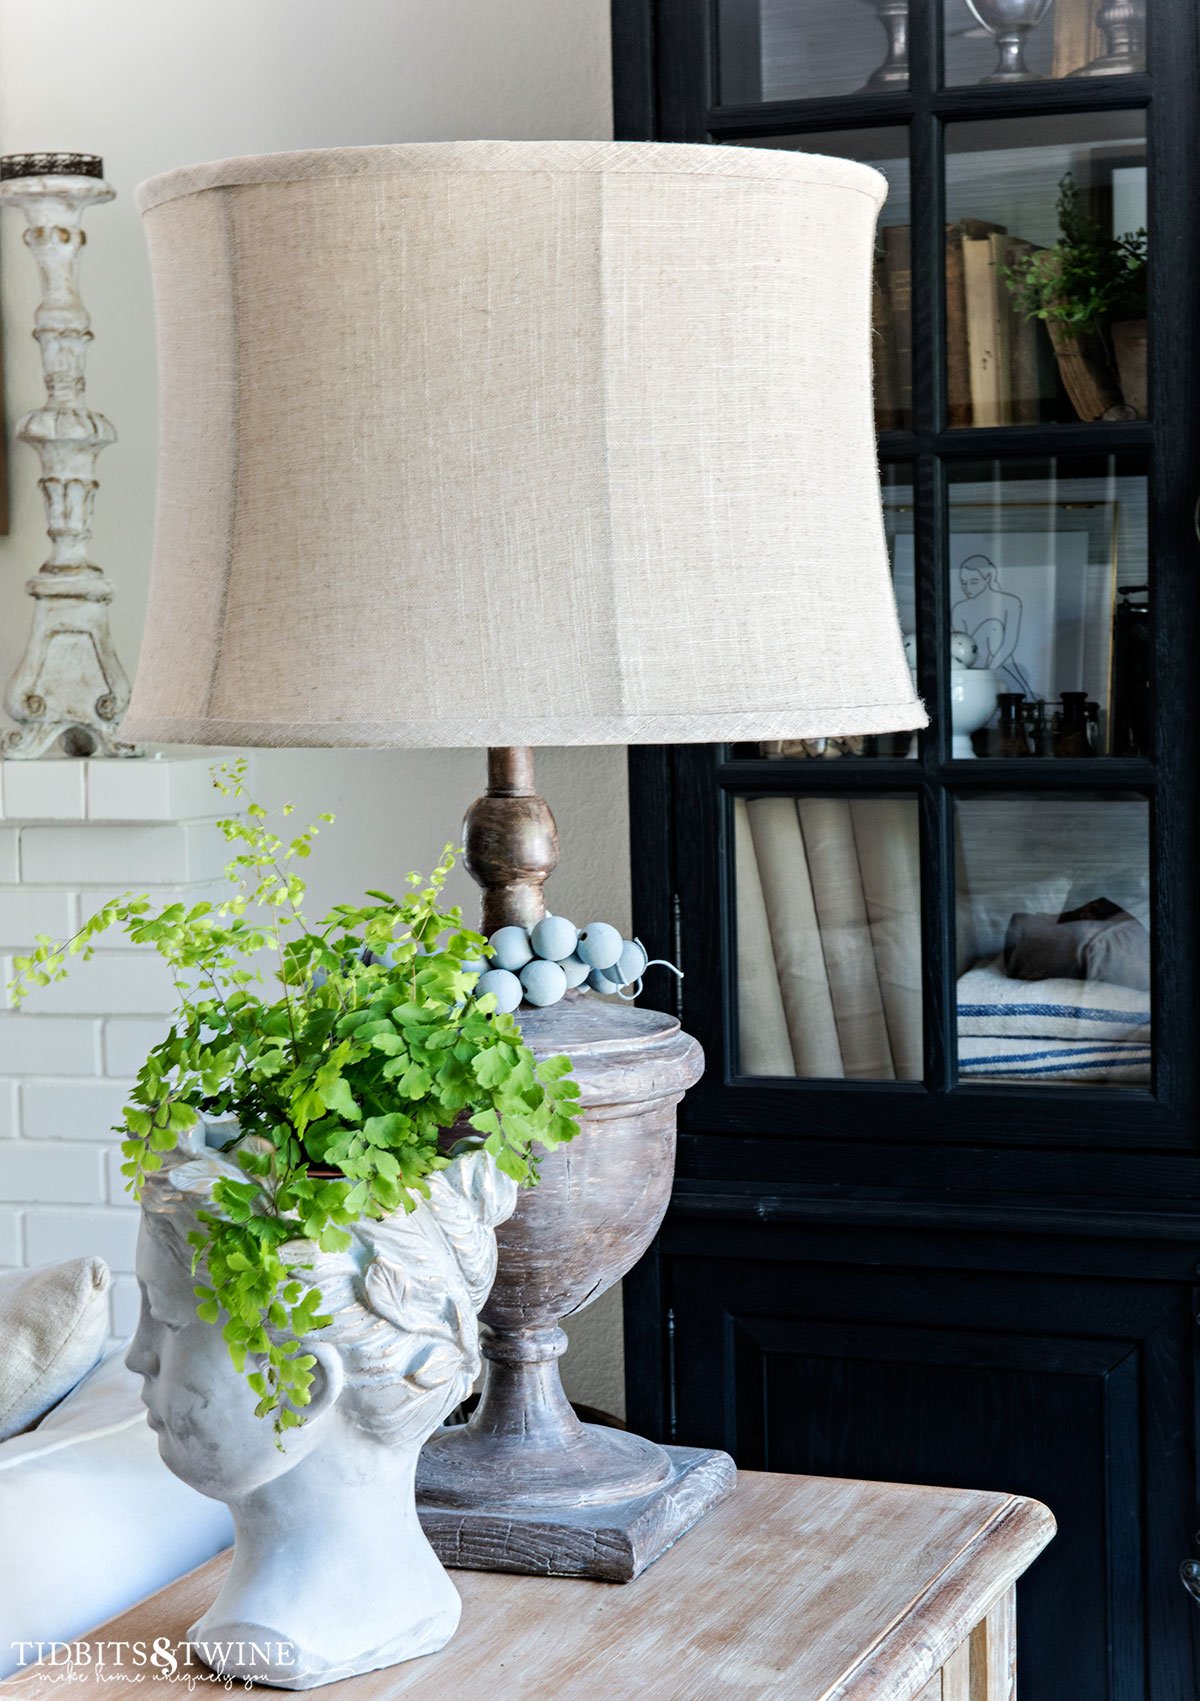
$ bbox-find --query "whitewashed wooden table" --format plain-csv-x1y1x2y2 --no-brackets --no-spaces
2,1472,1054,1700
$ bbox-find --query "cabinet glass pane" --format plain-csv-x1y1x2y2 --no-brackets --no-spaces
945,456,1147,758
955,795,1150,1087
734,794,922,1079
737,129,911,432
717,0,909,103
739,467,919,761
945,113,1147,427
944,0,1147,88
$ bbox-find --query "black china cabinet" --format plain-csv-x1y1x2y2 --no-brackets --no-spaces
613,1,1200,1694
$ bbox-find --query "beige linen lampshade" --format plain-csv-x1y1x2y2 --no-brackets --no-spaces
124,140,926,749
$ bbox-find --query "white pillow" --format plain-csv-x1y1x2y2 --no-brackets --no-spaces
0,1349,233,1678
0,1259,111,1441
957,956,1152,1044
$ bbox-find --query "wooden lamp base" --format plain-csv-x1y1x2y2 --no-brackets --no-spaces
415,749,734,1580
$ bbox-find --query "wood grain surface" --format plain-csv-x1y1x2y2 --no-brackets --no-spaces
2,1472,1053,1700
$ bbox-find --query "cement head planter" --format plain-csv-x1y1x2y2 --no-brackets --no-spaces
129,1138,515,1687
8,761,582,1682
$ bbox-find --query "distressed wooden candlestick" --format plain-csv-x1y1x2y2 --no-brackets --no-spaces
416,746,734,1581
0,154,138,759
462,746,559,934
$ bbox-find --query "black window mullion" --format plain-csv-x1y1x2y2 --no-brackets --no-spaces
909,2,952,1092
917,450,953,1093
907,0,942,443
656,0,711,139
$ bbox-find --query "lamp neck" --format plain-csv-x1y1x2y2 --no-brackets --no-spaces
463,745,559,936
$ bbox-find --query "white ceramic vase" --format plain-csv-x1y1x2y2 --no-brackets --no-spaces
950,666,1000,759
126,1140,517,1689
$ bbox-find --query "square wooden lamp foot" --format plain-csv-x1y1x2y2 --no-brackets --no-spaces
419,1445,737,1582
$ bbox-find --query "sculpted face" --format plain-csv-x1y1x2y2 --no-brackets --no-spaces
125,1220,319,1500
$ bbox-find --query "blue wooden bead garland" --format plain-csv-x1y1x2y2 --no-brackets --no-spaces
476,915,682,1011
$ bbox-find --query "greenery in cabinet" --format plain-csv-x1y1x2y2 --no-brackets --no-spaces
1003,172,1147,347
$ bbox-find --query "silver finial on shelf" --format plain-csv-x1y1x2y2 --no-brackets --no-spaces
860,0,911,89
1069,0,1145,76
0,154,139,759
963,0,1054,82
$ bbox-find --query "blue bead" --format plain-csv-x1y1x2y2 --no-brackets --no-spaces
560,953,590,989
587,967,619,995
519,959,567,1007
460,955,487,977
530,914,578,962
488,926,533,972
576,921,623,970
616,939,648,985
475,968,523,1014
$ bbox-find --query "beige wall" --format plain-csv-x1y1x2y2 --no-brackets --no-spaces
0,0,628,1414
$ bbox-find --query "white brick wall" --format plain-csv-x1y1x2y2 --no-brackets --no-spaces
0,829,19,882
0,1142,106,1204
0,1015,100,1075
0,755,234,1333
102,1018,168,1076
24,1207,140,1272
0,888,79,944
20,821,227,885
21,1078,136,1142
3,950,179,1015
0,1205,21,1264
109,1273,141,1338
0,1079,16,1140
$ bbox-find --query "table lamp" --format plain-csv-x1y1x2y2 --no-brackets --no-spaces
125,140,926,1579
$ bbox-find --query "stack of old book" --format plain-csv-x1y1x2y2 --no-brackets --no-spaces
873,219,1057,431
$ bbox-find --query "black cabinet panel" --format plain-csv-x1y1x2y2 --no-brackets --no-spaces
614,2,1200,1694
634,1219,1199,1701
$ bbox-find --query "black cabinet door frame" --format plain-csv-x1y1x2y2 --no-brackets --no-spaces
619,0,1200,1192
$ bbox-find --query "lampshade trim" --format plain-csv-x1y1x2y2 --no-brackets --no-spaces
119,699,929,751
135,140,887,216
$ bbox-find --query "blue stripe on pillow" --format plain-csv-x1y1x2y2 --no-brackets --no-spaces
961,1055,1151,1078
961,1044,1148,1067
958,1002,1151,1024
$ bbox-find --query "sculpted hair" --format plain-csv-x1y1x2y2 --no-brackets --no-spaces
141,1141,516,1447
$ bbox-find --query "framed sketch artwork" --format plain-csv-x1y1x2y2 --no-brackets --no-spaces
887,482,1125,752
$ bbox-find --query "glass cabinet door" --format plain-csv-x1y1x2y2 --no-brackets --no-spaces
636,0,1194,1147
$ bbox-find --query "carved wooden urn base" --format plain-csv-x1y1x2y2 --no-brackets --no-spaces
416,995,734,1580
